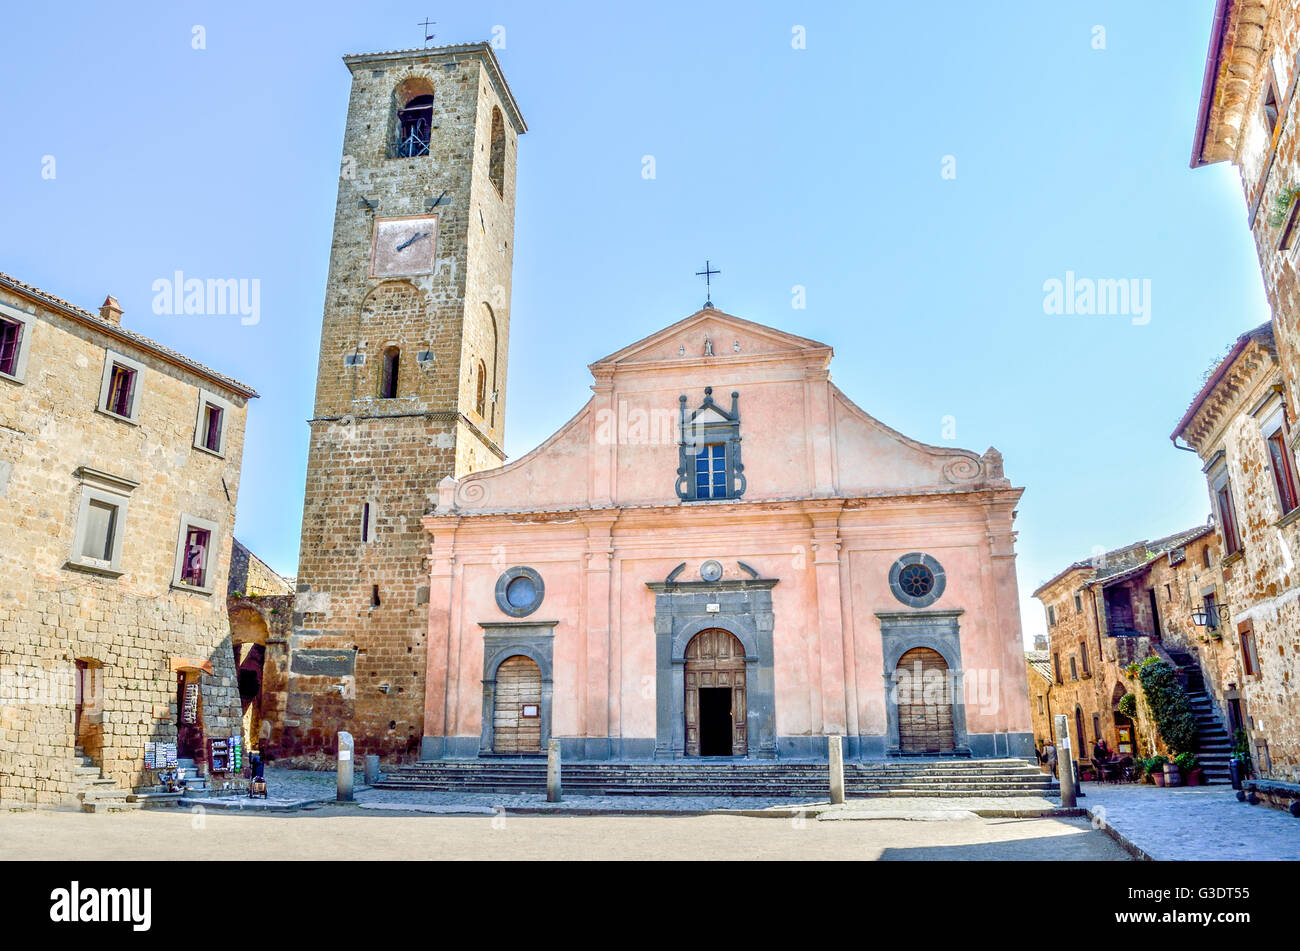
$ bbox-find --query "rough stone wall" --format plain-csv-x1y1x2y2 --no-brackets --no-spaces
292,45,522,757
1191,2,1300,782
0,286,249,804
228,539,293,597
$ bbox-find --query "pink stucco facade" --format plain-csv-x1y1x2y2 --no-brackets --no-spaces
421,310,1033,759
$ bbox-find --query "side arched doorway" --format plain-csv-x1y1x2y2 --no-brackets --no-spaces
895,647,955,754
229,606,270,752
684,629,747,756
493,655,543,753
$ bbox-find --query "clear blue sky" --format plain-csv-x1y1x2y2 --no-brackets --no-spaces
1,1,1267,643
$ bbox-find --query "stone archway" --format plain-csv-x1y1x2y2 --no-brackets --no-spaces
229,605,270,751
683,629,747,757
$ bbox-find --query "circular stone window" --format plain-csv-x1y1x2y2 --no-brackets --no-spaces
889,553,946,609
495,566,545,618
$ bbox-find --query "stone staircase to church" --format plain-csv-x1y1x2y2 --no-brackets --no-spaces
374,757,1058,799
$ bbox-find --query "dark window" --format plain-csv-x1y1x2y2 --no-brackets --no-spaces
1092,714,1102,744
380,347,400,399
1079,641,1090,677
1047,604,1056,627
1266,428,1299,515
180,526,211,588
1204,593,1220,631
202,403,223,452
371,584,381,607
1216,481,1242,555
488,106,506,196
475,360,487,417
898,563,935,599
0,318,21,376
1240,624,1259,676
361,502,371,543
396,94,433,157
1069,656,1078,680
1074,593,1083,613
1264,77,1281,139
694,443,727,499
1053,652,1062,684
107,363,136,417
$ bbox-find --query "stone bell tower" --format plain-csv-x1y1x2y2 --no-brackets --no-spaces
286,42,526,758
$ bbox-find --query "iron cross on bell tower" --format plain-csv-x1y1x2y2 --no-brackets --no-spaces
695,260,720,310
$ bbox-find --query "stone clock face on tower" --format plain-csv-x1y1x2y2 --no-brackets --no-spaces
370,214,439,278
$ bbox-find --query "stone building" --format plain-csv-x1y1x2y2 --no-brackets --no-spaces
290,42,527,757
1172,324,1300,784
0,273,257,804
419,308,1034,761
1032,527,1234,780
1024,639,1055,757
1187,0,1300,788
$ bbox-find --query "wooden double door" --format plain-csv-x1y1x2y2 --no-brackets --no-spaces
493,655,542,753
684,629,747,757
896,647,955,754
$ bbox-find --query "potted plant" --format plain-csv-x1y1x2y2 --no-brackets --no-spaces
1175,752,1202,786
1148,755,1169,786
1163,758,1182,787
1118,693,1137,719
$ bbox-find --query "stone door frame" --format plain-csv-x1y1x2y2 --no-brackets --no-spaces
478,621,556,756
876,610,970,757
648,576,778,759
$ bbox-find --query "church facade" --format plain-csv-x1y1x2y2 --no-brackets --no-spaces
422,309,1034,760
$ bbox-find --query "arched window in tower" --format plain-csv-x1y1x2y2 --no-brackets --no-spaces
488,106,506,196
475,360,487,418
484,303,499,427
379,346,400,399
392,79,435,158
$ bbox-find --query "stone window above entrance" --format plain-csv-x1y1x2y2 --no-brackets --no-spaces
888,552,946,609
676,388,746,502
495,566,545,618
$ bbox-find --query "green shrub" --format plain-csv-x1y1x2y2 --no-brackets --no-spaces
1173,752,1199,772
1144,755,1168,775
1138,660,1197,753
1117,693,1137,718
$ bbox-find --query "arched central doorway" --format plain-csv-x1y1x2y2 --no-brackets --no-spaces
684,629,747,756
895,647,955,754
493,655,543,753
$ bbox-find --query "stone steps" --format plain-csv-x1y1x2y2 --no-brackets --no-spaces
375,758,1057,798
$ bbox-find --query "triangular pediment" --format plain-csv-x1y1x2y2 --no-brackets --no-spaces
589,308,831,370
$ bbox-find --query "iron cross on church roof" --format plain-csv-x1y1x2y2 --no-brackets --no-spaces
695,260,720,309
419,18,437,47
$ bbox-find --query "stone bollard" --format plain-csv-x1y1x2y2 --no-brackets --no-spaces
546,738,562,803
828,734,845,805
1054,715,1076,809
337,731,354,802
364,754,379,787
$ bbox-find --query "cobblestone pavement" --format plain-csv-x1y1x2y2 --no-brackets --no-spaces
1079,782,1300,860
0,808,1126,861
